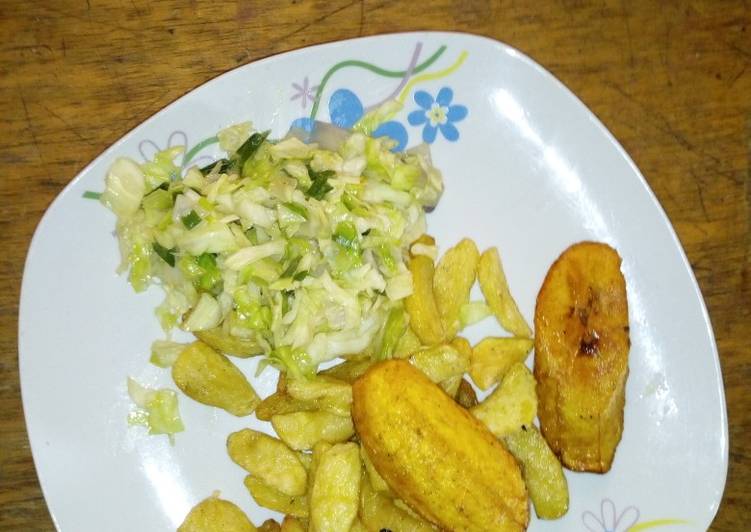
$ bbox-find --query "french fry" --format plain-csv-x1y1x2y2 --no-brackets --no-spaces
309,442,361,532
172,341,260,416
410,344,469,384
359,473,436,532
455,378,479,409
271,411,354,451
469,337,533,390
178,495,257,532
257,377,352,420
280,516,305,532
244,476,309,518
286,376,352,417
450,336,473,360
258,519,282,532
319,358,373,383
504,426,569,519
193,327,263,358
307,442,332,497
471,362,537,438
255,392,316,421
227,429,307,496
404,251,445,346
433,238,480,338
478,247,532,338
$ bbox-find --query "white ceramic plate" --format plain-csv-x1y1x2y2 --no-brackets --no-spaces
19,32,727,531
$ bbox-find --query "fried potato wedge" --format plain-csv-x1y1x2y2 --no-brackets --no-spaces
478,247,532,338
286,376,352,417
255,392,316,421
410,343,469,384
504,426,569,520
172,341,259,416
359,474,436,532
469,337,533,390
227,429,307,496
271,411,354,451
455,377,479,409
319,358,373,383
352,360,528,531
471,362,537,438
244,476,308,518
307,442,332,495
193,327,263,358
534,241,630,473
178,495,257,532
309,442,361,532
405,253,445,346
433,238,480,337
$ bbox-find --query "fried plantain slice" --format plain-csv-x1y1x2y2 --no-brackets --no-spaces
534,241,630,473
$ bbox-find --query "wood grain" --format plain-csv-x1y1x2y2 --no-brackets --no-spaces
1,1,748,530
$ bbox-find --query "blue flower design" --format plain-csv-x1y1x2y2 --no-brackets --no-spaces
407,87,468,144
290,88,409,152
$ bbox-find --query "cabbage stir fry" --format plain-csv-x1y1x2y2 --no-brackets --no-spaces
102,119,443,379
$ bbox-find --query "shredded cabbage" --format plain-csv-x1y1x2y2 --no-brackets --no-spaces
127,378,184,440
103,111,444,375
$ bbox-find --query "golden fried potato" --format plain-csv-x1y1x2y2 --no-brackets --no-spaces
307,442,332,495
410,343,469,384
319,358,373,383
471,362,537,438
258,519,282,532
504,426,569,520
469,337,533,390
535,241,630,473
309,442,361,532
243,476,308,518
352,360,528,531
271,411,354,451
359,475,436,532
227,429,307,496
193,327,263,358
404,254,445,346
392,326,423,359
255,392,316,421
478,247,532,338
286,376,352,417
433,238,480,338
455,378,479,409
178,494,257,532
280,516,305,532
172,341,259,416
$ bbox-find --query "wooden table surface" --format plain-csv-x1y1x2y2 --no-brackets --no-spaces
1,1,748,530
